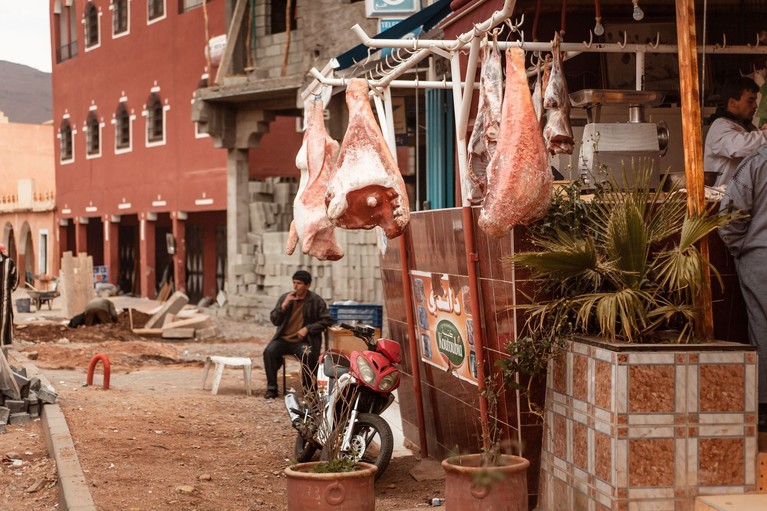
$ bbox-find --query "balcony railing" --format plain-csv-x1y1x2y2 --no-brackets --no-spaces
56,42,78,63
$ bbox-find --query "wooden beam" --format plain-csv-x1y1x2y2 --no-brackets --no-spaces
675,0,713,339
215,0,249,86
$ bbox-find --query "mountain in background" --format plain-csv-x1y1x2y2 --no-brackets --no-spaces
0,61,52,125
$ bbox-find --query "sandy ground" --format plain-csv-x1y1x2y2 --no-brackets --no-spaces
0,295,444,510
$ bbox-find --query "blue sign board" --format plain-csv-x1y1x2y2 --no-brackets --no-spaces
366,0,419,16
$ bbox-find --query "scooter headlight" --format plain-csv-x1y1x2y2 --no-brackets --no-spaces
356,356,376,386
378,370,400,391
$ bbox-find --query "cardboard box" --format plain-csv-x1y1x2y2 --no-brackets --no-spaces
329,326,381,357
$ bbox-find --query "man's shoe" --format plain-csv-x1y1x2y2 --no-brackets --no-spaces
264,389,279,400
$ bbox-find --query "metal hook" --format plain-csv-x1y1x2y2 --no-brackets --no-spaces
748,32,760,49
649,32,660,49
716,33,727,49
583,30,593,49
617,30,628,49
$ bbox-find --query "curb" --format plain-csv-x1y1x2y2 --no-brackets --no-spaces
19,355,96,511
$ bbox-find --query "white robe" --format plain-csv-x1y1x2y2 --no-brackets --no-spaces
704,117,767,187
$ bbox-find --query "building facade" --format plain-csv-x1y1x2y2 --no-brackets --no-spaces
0,116,58,288
51,0,235,301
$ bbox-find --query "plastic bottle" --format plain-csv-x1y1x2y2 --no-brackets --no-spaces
426,497,445,506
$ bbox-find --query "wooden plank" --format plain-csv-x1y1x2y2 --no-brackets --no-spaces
161,328,196,339
675,0,713,339
162,315,213,331
214,0,248,86
758,452,767,493
144,291,189,329
131,328,164,338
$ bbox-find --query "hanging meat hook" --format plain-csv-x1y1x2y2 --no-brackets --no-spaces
617,30,628,49
715,33,727,50
747,32,761,49
649,32,660,50
583,30,594,49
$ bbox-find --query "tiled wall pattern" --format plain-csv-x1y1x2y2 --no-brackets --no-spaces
540,337,757,511
379,208,751,511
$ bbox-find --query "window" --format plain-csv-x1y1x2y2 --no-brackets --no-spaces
59,120,73,162
86,112,101,156
115,104,131,150
113,0,129,35
85,2,100,49
146,93,165,144
180,0,204,12
270,0,297,34
54,0,78,62
148,0,165,20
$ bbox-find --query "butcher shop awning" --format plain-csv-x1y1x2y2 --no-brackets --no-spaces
332,0,454,70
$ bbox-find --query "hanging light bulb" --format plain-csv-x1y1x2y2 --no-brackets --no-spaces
632,0,644,21
594,16,605,36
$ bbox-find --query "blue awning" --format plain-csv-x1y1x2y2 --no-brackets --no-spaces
332,0,454,70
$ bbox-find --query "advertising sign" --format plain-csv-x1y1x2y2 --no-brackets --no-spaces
366,0,419,17
411,270,477,385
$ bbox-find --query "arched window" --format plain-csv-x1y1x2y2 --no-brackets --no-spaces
146,93,164,143
115,104,130,150
86,112,100,156
85,2,99,48
59,120,73,162
113,0,128,35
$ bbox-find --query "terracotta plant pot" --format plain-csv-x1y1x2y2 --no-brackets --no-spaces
284,461,377,510
441,454,530,511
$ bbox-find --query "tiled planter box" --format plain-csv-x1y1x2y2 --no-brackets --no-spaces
539,337,758,511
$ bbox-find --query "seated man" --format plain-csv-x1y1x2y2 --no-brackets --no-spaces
262,270,333,399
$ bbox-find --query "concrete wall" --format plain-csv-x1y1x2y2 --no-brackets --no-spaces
223,177,384,322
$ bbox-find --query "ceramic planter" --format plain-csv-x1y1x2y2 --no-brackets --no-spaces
539,336,757,511
441,453,530,510
284,461,377,510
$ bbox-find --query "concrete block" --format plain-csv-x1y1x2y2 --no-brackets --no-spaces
25,394,39,418
13,372,30,398
144,291,190,329
232,263,256,275
29,376,41,392
243,273,257,284
37,385,58,404
9,412,30,424
0,406,9,423
195,326,219,340
5,399,25,414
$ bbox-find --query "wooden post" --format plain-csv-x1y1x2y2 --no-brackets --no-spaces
675,0,713,339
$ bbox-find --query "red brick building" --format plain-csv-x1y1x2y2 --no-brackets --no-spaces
49,0,304,301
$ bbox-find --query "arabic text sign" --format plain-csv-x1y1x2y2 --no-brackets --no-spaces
411,270,477,385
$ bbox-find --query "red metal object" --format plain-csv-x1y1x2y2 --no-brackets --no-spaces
399,232,429,457
86,353,111,390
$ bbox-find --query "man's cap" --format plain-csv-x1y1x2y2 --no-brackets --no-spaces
292,270,312,285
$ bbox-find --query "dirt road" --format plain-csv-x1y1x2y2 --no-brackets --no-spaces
0,303,444,510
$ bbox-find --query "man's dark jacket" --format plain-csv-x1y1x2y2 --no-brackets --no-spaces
269,290,333,356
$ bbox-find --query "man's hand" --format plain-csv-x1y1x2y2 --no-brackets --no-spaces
282,292,297,311
297,327,308,340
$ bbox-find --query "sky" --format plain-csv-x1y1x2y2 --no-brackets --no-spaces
0,1,52,73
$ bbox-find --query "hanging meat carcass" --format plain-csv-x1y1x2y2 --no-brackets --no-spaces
465,37,503,205
531,57,545,126
478,47,553,238
325,78,410,238
286,98,344,261
542,33,574,155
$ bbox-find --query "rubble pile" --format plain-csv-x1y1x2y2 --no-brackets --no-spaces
0,365,57,433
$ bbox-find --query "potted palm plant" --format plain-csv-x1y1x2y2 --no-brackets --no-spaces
507,163,757,510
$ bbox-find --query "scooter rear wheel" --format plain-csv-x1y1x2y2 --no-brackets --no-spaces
320,412,394,480
294,433,318,462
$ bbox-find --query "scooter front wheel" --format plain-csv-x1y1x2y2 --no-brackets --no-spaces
320,412,394,480
294,432,318,462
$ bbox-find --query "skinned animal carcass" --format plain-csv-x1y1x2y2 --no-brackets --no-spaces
325,79,410,238
542,33,574,155
465,39,503,205
286,98,344,261
478,47,553,238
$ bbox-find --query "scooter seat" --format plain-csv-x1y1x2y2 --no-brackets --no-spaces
323,352,351,379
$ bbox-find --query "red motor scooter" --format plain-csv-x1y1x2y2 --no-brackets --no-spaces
285,323,401,479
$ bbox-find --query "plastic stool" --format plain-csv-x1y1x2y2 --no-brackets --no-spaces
201,356,253,396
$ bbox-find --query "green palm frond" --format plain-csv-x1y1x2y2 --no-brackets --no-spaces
512,230,598,280
604,201,648,284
